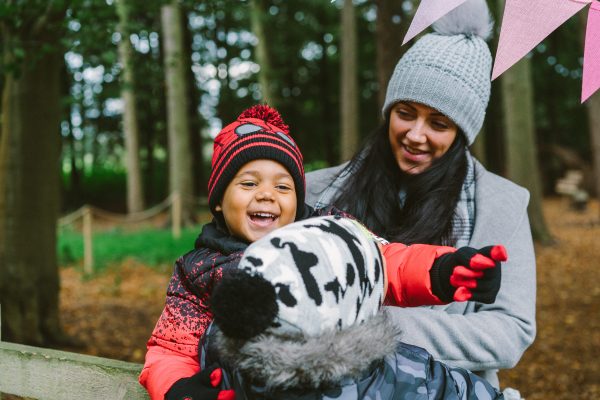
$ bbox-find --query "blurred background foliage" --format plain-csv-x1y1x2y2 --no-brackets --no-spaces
4,0,594,213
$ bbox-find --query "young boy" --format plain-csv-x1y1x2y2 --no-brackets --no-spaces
202,216,505,400
139,105,505,400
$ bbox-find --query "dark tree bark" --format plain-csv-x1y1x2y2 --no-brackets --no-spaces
497,0,553,244
340,0,359,162
249,0,279,107
161,0,194,223
375,0,413,112
116,0,145,213
0,6,67,345
579,12,600,212
183,11,206,197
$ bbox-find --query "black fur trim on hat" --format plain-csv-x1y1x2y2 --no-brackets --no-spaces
211,270,279,341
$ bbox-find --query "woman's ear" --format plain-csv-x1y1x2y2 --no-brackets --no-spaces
215,203,222,212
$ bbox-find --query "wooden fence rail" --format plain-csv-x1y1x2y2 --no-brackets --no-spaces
57,193,208,274
0,341,148,400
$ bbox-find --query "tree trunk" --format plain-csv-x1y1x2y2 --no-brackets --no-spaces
0,13,65,345
497,13,554,244
183,12,206,197
476,0,503,172
116,0,145,213
579,12,600,213
339,0,359,162
161,1,194,223
375,0,412,112
586,92,600,203
317,22,336,165
249,0,278,107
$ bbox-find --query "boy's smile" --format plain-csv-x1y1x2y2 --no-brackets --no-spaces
216,159,297,243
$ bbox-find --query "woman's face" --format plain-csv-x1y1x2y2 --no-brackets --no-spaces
388,101,458,174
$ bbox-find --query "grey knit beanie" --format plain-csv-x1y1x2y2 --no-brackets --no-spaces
382,0,493,145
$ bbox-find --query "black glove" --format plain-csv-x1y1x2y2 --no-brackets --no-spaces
429,245,507,304
165,364,235,400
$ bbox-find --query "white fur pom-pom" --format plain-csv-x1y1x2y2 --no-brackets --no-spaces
432,0,493,41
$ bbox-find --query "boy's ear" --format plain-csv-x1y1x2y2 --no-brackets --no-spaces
215,203,222,212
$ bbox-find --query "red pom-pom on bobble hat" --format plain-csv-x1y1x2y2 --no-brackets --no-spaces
237,104,289,134
207,104,305,219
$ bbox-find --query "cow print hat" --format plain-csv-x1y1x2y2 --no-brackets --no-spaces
211,215,385,340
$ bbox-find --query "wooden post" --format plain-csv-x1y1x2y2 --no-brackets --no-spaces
83,206,94,275
171,192,181,239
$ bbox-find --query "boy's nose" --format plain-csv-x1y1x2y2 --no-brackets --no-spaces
256,190,274,201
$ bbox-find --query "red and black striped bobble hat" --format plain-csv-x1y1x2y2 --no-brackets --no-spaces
207,105,305,219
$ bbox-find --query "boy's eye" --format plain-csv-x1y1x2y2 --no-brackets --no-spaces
275,184,293,191
240,181,257,187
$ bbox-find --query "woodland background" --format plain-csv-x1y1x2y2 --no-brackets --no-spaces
0,0,599,399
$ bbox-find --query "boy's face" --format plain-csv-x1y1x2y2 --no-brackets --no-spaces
216,159,297,243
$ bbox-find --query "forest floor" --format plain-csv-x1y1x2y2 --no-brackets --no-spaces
53,197,599,400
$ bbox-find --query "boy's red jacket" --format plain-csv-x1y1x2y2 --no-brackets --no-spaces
139,212,452,400
140,222,244,400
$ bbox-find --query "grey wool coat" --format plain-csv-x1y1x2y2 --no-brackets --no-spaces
304,159,537,388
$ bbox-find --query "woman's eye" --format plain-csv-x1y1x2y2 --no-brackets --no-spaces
432,121,449,130
240,181,257,187
275,184,292,191
396,109,413,118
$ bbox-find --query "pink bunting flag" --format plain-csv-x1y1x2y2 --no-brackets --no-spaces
582,2,600,102
492,0,590,80
402,0,467,45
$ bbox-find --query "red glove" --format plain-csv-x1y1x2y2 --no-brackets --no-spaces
165,365,235,400
430,245,507,304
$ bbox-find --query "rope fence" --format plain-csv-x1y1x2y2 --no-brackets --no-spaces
58,192,208,274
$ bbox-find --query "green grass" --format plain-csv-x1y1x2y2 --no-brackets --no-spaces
58,226,203,272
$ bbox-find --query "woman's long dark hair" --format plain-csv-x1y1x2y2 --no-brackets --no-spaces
333,120,467,245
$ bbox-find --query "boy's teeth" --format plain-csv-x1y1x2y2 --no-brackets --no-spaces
253,212,275,218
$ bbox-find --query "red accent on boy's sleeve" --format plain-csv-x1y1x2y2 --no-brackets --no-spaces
217,390,236,400
139,344,200,400
382,243,455,307
210,368,223,387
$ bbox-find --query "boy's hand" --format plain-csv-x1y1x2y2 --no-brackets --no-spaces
430,245,507,304
165,365,235,400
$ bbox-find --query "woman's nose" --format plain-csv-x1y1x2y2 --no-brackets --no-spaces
405,120,427,143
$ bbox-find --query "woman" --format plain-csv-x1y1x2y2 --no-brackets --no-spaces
306,0,536,389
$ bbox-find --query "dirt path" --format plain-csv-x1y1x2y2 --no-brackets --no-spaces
57,198,600,399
